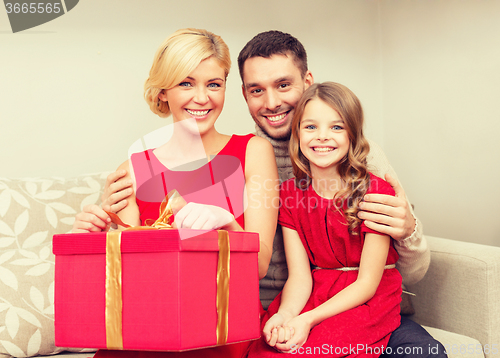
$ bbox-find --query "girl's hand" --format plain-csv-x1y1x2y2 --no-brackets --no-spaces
72,204,111,233
268,326,294,350
275,314,312,353
263,312,293,348
173,203,237,231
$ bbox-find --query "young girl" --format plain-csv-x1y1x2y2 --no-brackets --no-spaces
73,28,278,358
247,82,402,357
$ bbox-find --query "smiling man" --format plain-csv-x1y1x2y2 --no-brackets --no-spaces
241,53,312,140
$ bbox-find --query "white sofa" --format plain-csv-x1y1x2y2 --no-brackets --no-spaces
408,236,500,358
0,173,498,358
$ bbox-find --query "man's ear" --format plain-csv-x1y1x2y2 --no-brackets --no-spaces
158,90,167,102
241,84,248,102
304,71,314,89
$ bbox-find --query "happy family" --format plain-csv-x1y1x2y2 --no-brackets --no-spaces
71,28,447,358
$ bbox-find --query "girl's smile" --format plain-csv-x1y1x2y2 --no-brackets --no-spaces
311,146,336,153
299,98,350,176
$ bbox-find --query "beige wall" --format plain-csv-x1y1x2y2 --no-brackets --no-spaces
0,0,382,177
1,0,498,247
379,1,500,247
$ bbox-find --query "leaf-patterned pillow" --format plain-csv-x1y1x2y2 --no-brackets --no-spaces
0,173,110,357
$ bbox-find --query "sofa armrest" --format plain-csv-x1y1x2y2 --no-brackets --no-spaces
407,236,500,357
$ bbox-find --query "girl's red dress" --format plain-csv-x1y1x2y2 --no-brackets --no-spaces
94,134,259,358
247,174,402,358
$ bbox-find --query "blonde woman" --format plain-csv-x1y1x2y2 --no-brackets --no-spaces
73,28,278,358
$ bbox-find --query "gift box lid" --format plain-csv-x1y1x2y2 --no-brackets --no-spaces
53,229,259,255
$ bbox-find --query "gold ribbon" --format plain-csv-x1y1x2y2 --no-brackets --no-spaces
103,191,180,349
103,190,231,348
107,190,185,230
105,230,124,350
216,230,230,346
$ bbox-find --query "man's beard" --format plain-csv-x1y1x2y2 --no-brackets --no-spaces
255,120,292,142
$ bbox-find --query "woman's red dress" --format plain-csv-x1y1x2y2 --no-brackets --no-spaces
94,134,259,358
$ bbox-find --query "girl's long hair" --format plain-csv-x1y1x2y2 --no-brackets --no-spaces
289,82,371,234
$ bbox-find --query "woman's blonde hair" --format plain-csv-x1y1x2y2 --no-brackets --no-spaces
289,82,371,234
144,28,231,118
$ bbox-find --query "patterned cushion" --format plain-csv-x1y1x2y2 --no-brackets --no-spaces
0,173,110,357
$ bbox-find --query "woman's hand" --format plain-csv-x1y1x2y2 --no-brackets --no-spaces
173,203,238,231
72,204,111,233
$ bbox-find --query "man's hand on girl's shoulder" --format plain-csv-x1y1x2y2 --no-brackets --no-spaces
357,174,416,241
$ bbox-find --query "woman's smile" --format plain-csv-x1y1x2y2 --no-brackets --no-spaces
159,56,226,136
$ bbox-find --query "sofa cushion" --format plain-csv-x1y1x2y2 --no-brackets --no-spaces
409,236,500,357
0,173,109,357
400,284,415,315
423,326,485,358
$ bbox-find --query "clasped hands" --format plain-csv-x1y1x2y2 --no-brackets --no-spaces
263,312,312,353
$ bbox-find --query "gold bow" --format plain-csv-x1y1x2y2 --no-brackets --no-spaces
103,190,230,349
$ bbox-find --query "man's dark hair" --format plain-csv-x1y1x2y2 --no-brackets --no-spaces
237,30,308,82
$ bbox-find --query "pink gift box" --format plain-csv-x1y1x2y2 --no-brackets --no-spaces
53,229,260,351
